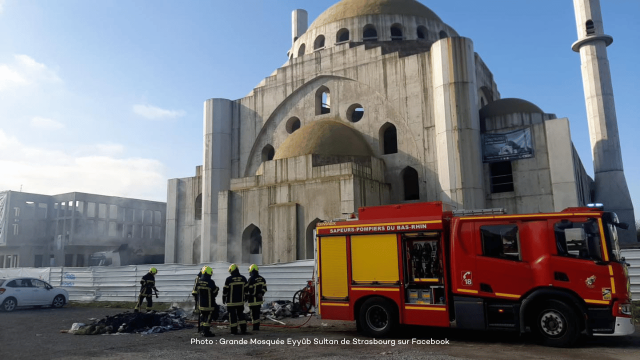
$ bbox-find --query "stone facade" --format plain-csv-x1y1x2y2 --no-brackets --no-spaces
165,0,636,265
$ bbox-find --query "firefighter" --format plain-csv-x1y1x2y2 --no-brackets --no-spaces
245,264,267,331
134,267,158,313
223,263,248,334
196,266,219,337
192,266,206,314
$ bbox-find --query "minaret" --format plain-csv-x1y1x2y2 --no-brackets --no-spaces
572,0,636,243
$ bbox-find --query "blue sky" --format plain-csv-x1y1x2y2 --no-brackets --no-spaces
0,0,638,218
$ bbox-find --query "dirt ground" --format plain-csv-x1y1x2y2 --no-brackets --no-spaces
1,306,639,360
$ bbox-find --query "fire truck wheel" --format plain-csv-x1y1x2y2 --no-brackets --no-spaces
359,297,397,338
534,300,580,347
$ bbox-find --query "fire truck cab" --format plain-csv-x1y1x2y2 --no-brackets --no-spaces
314,202,634,347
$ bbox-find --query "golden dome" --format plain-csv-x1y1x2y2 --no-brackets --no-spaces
274,119,373,160
308,0,443,30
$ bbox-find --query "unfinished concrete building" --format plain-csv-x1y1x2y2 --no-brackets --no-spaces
165,0,635,266
0,191,166,268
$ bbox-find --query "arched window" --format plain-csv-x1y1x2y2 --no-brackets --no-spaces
402,167,420,201
315,86,331,115
586,20,595,35
391,24,403,41
379,123,398,154
262,144,274,161
298,44,306,57
439,30,448,39
314,35,325,50
194,193,202,220
241,224,262,264
300,218,321,260
417,26,427,40
337,28,349,43
286,117,301,134
363,24,377,41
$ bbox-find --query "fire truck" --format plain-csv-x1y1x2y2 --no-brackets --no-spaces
314,202,634,347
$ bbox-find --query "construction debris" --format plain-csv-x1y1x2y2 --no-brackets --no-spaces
66,306,192,335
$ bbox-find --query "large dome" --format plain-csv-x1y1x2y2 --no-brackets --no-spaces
308,0,443,30
273,119,374,160
480,98,544,119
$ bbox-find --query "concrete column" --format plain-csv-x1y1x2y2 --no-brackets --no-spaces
164,179,180,263
545,118,580,211
216,191,230,262
572,0,635,243
202,99,234,262
431,37,485,210
292,9,308,45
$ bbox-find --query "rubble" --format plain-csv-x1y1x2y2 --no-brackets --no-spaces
68,306,192,335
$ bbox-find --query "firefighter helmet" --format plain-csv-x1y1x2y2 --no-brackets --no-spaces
203,266,213,276
228,263,238,273
201,265,208,274
249,264,259,272
149,267,157,274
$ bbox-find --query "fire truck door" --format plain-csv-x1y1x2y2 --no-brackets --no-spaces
474,223,533,300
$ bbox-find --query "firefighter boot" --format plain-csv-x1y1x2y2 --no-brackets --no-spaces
230,326,238,335
253,323,260,331
240,323,248,334
201,327,215,337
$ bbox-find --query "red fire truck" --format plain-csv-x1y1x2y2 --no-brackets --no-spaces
314,202,634,347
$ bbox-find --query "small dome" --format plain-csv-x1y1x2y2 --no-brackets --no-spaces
308,0,444,30
480,98,544,118
274,119,373,160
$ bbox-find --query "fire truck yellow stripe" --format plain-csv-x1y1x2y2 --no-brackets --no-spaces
495,293,521,299
405,306,447,311
585,299,610,305
317,220,441,229
321,303,350,307
610,277,616,294
597,219,609,262
457,289,478,294
460,213,597,221
608,265,614,276
351,287,399,292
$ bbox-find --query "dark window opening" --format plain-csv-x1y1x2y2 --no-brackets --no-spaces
286,117,301,134
391,24,403,41
249,227,262,255
586,20,595,35
363,25,377,41
417,26,427,40
381,123,398,154
337,28,349,43
314,35,325,50
262,145,275,161
34,255,43,268
481,224,520,261
77,254,84,267
347,104,364,122
195,194,202,220
65,254,73,267
402,167,420,201
439,30,448,39
316,86,331,115
490,161,514,193
298,44,306,57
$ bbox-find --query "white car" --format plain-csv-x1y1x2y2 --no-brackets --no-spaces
0,277,69,312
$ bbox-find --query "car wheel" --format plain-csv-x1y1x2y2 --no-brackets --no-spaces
534,300,580,347
358,297,397,338
1,297,17,312
52,295,66,308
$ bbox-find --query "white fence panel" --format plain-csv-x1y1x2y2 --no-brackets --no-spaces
0,261,314,303
622,249,640,300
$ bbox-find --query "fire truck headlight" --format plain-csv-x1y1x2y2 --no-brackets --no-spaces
617,303,632,317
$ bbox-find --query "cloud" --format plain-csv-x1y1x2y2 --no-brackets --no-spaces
30,116,65,130
0,129,167,202
133,104,186,120
0,54,62,91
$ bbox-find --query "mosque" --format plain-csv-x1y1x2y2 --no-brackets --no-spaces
164,0,636,265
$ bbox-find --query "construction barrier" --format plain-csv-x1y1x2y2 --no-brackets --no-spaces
0,260,314,303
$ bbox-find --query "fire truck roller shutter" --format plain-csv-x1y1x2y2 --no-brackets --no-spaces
319,236,348,299
351,234,399,283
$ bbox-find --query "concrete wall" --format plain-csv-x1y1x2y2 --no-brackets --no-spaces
165,168,202,264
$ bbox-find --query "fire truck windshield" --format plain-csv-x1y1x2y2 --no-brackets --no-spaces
603,212,622,263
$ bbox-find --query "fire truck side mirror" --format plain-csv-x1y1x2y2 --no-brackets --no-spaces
614,222,629,230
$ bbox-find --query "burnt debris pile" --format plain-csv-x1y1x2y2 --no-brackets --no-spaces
69,307,192,335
